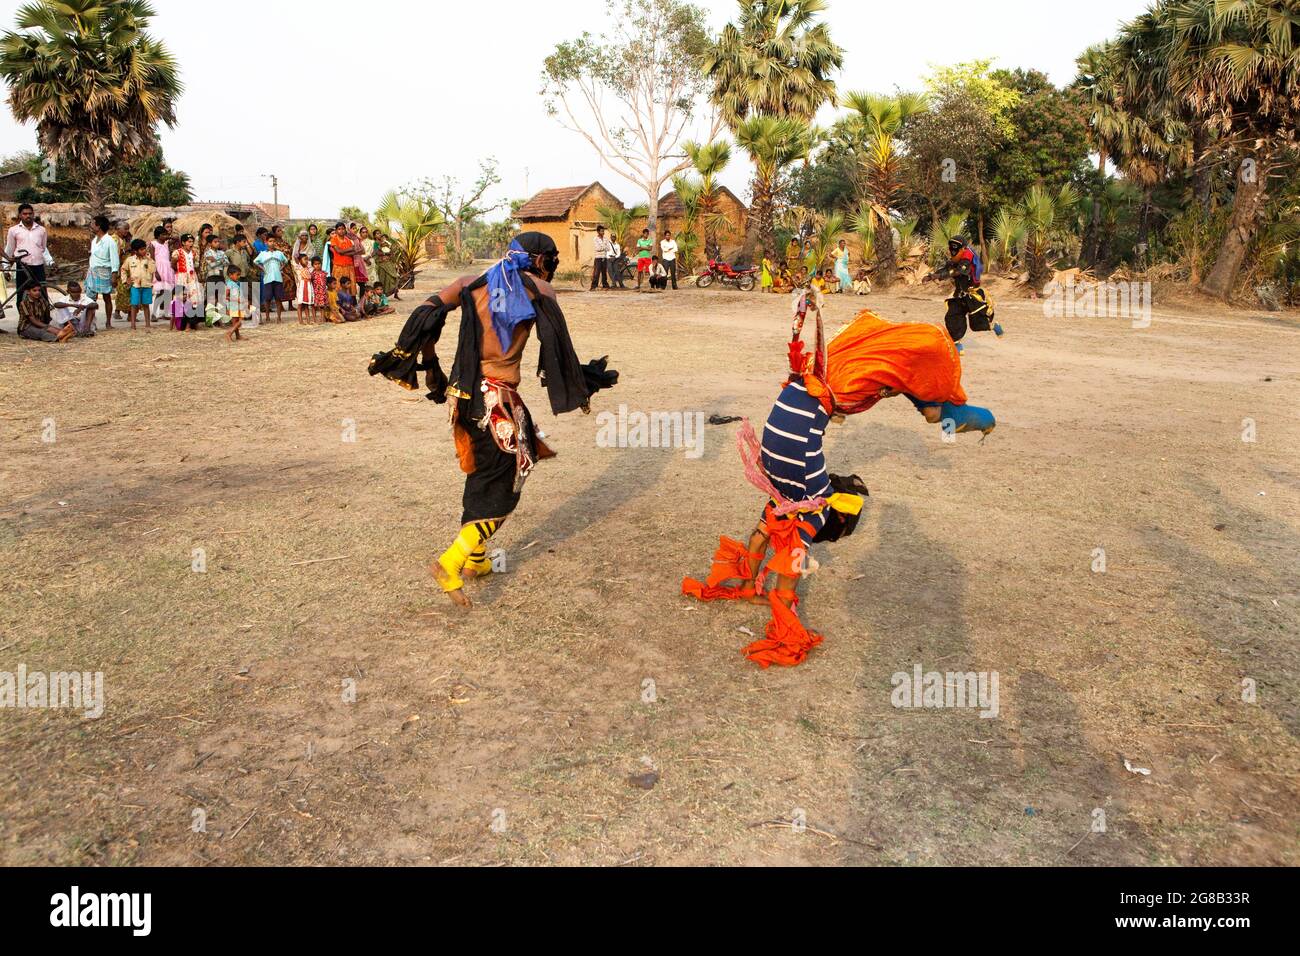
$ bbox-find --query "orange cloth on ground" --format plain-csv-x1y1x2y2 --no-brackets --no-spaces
744,590,824,668
681,537,761,601
804,310,968,416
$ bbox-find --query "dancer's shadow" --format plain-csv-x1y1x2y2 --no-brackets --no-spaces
1140,473,1300,738
832,500,1151,864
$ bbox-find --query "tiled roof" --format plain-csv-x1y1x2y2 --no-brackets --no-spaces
515,185,594,220
656,186,748,218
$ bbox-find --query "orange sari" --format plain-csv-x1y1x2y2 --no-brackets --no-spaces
329,235,356,281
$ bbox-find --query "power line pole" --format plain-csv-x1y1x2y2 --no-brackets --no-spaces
263,173,279,217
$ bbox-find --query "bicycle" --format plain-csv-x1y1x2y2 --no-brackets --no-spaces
579,257,635,290
0,249,71,329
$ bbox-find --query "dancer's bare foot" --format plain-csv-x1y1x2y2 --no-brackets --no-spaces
431,559,472,608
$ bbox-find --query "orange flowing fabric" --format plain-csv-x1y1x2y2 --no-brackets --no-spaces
682,537,762,601
803,310,968,416
744,590,824,668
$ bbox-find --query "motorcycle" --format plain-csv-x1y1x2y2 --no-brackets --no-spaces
695,258,759,292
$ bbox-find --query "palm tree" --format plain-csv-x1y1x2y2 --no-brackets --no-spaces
704,1,842,262
375,190,446,286
596,202,649,252
1158,0,1300,299
843,91,928,286
990,207,1026,273
0,0,182,213
802,211,845,274
930,210,972,268
734,114,815,257
1019,184,1080,291
702,0,844,128
683,140,732,257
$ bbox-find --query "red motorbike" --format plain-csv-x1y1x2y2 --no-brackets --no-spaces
695,258,759,292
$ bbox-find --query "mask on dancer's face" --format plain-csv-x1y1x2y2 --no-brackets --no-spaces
536,251,560,282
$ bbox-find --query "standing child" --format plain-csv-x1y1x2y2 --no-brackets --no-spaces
295,254,314,323
255,238,288,323
310,256,328,323
225,265,247,342
124,239,157,330
325,276,343,323
202,235,229,317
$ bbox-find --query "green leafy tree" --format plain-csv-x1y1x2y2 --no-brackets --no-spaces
410,160,505,268
103,146,191,206
0,0,182,213
702,0,844,128
984,69,1092,219
1155,0,1300,299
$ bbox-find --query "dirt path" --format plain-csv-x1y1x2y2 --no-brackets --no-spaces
1,274,1296,865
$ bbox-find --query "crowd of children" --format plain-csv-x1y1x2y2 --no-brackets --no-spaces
6,208,402,345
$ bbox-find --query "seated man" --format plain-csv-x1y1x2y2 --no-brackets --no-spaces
49,281,99,337
852,268,872,295
648,256,669,291
17,285,75,342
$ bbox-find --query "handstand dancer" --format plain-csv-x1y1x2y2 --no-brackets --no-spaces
924,236,1003,348
683,292,995,667
369,232,618,607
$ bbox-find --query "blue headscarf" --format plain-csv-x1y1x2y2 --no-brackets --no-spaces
485,239,538,351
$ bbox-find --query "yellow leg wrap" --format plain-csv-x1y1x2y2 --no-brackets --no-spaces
464,545,493,578
437,521,500,591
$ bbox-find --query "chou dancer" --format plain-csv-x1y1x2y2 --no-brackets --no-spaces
924,236,1003,350
369,232,618,607
683,292,995,667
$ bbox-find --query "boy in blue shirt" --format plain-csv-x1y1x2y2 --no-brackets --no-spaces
254,238,289,323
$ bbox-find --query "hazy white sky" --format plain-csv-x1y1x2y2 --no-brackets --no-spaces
0,0,1149,218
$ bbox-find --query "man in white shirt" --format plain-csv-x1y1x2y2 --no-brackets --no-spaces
589,225,611,291
659,231,679,290
49,280,98,337
4,202,50,299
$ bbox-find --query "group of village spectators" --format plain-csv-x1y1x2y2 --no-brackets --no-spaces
3,203,404,344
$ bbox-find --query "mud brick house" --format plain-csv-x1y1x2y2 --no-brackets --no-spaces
514,183,624,274
633,187,750,261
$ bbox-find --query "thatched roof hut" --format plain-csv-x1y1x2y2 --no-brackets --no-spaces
128,209,242,242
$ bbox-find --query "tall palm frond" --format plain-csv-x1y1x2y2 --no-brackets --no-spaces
0,0,182,211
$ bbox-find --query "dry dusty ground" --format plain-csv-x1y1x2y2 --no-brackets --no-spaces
1,269,1297,866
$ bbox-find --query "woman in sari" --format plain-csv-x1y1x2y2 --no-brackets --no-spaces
113,222,133,323
351,225,371,290
374,231,401,299
307,223,323,260
291,226,314,263
329,223,355,284
833,239,853,294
